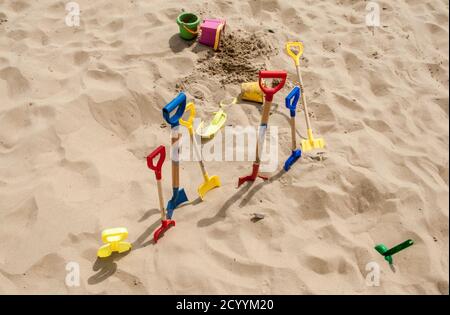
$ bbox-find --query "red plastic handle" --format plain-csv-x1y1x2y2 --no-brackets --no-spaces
258,70,288,102
147,145,166,180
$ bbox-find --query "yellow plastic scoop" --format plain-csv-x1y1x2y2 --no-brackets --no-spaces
97,227,132,258
196,109,227,139
195,98,235,139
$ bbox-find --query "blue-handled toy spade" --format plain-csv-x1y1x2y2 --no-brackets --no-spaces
163,92,189,219
375,239,414,265
284,86,302,171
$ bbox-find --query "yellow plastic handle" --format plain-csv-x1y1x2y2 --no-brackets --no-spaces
101,227,128,243
182,24,199,35
285,41,304,66
213,23,225,51
179,102,196,134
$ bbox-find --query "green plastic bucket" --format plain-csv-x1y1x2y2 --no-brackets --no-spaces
176,12,200,40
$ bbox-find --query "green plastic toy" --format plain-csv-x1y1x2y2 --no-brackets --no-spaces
375,239,414,264
176,12,200,40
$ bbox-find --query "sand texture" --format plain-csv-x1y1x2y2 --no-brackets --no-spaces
0,0,448,294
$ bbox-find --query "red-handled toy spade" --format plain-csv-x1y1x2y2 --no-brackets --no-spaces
147,145,175,243
237,70,287,187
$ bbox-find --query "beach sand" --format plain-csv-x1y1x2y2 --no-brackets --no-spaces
0,0,448,294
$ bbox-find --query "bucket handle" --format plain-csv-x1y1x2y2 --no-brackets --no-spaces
213,23,225,50
182,24,199,35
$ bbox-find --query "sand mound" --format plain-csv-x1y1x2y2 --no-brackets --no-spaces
198,30,278,84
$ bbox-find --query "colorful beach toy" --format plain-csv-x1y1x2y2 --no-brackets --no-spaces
285,41,325,152
180,102,221,199
147,145,175,243
195,98,235,139
196,109,227,139
375,239,414,265
97,227,132,258
199,18,226,50
162,93,189,218
284,86,302,171
176,12,201,40
240,81,264,103
238,70,287,187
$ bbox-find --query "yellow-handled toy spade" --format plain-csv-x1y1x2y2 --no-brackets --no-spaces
180,102,221,199
285,41,325,152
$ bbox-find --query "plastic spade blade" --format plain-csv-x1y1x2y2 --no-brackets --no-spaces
237,163,268,187
166,188,188,218
283,149,302,171
198,174,221,200
153,220,176,243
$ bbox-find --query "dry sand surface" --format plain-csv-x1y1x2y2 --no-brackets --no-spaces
0,0,448,294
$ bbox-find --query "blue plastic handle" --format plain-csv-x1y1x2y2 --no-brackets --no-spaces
285,86,301,117
163,92,187,127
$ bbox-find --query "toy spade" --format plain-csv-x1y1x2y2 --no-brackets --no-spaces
375,239,414,265
162,93,189,218
97,227,132,258
284,86,302,171
195,98,235,139
147,145,175,243
238,70,287,187
286,42,325,152
180,102,221,199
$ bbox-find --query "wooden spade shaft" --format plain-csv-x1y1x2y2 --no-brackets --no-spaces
290,116,297,150
190,133,208,178
171,128,181,188
156,179,166,221
255,100,273,164
295,64,312,130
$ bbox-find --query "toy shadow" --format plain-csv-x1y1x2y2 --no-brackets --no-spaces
238,169,285,208
196,169,287,228
88,217,165,285
169,33,196,53
168,33,211,54
88,251,130,285
197,181,252,228
237,99,281,115
237,97,308,140
138,208,159,222
274,107,307,140
132,219,162,249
